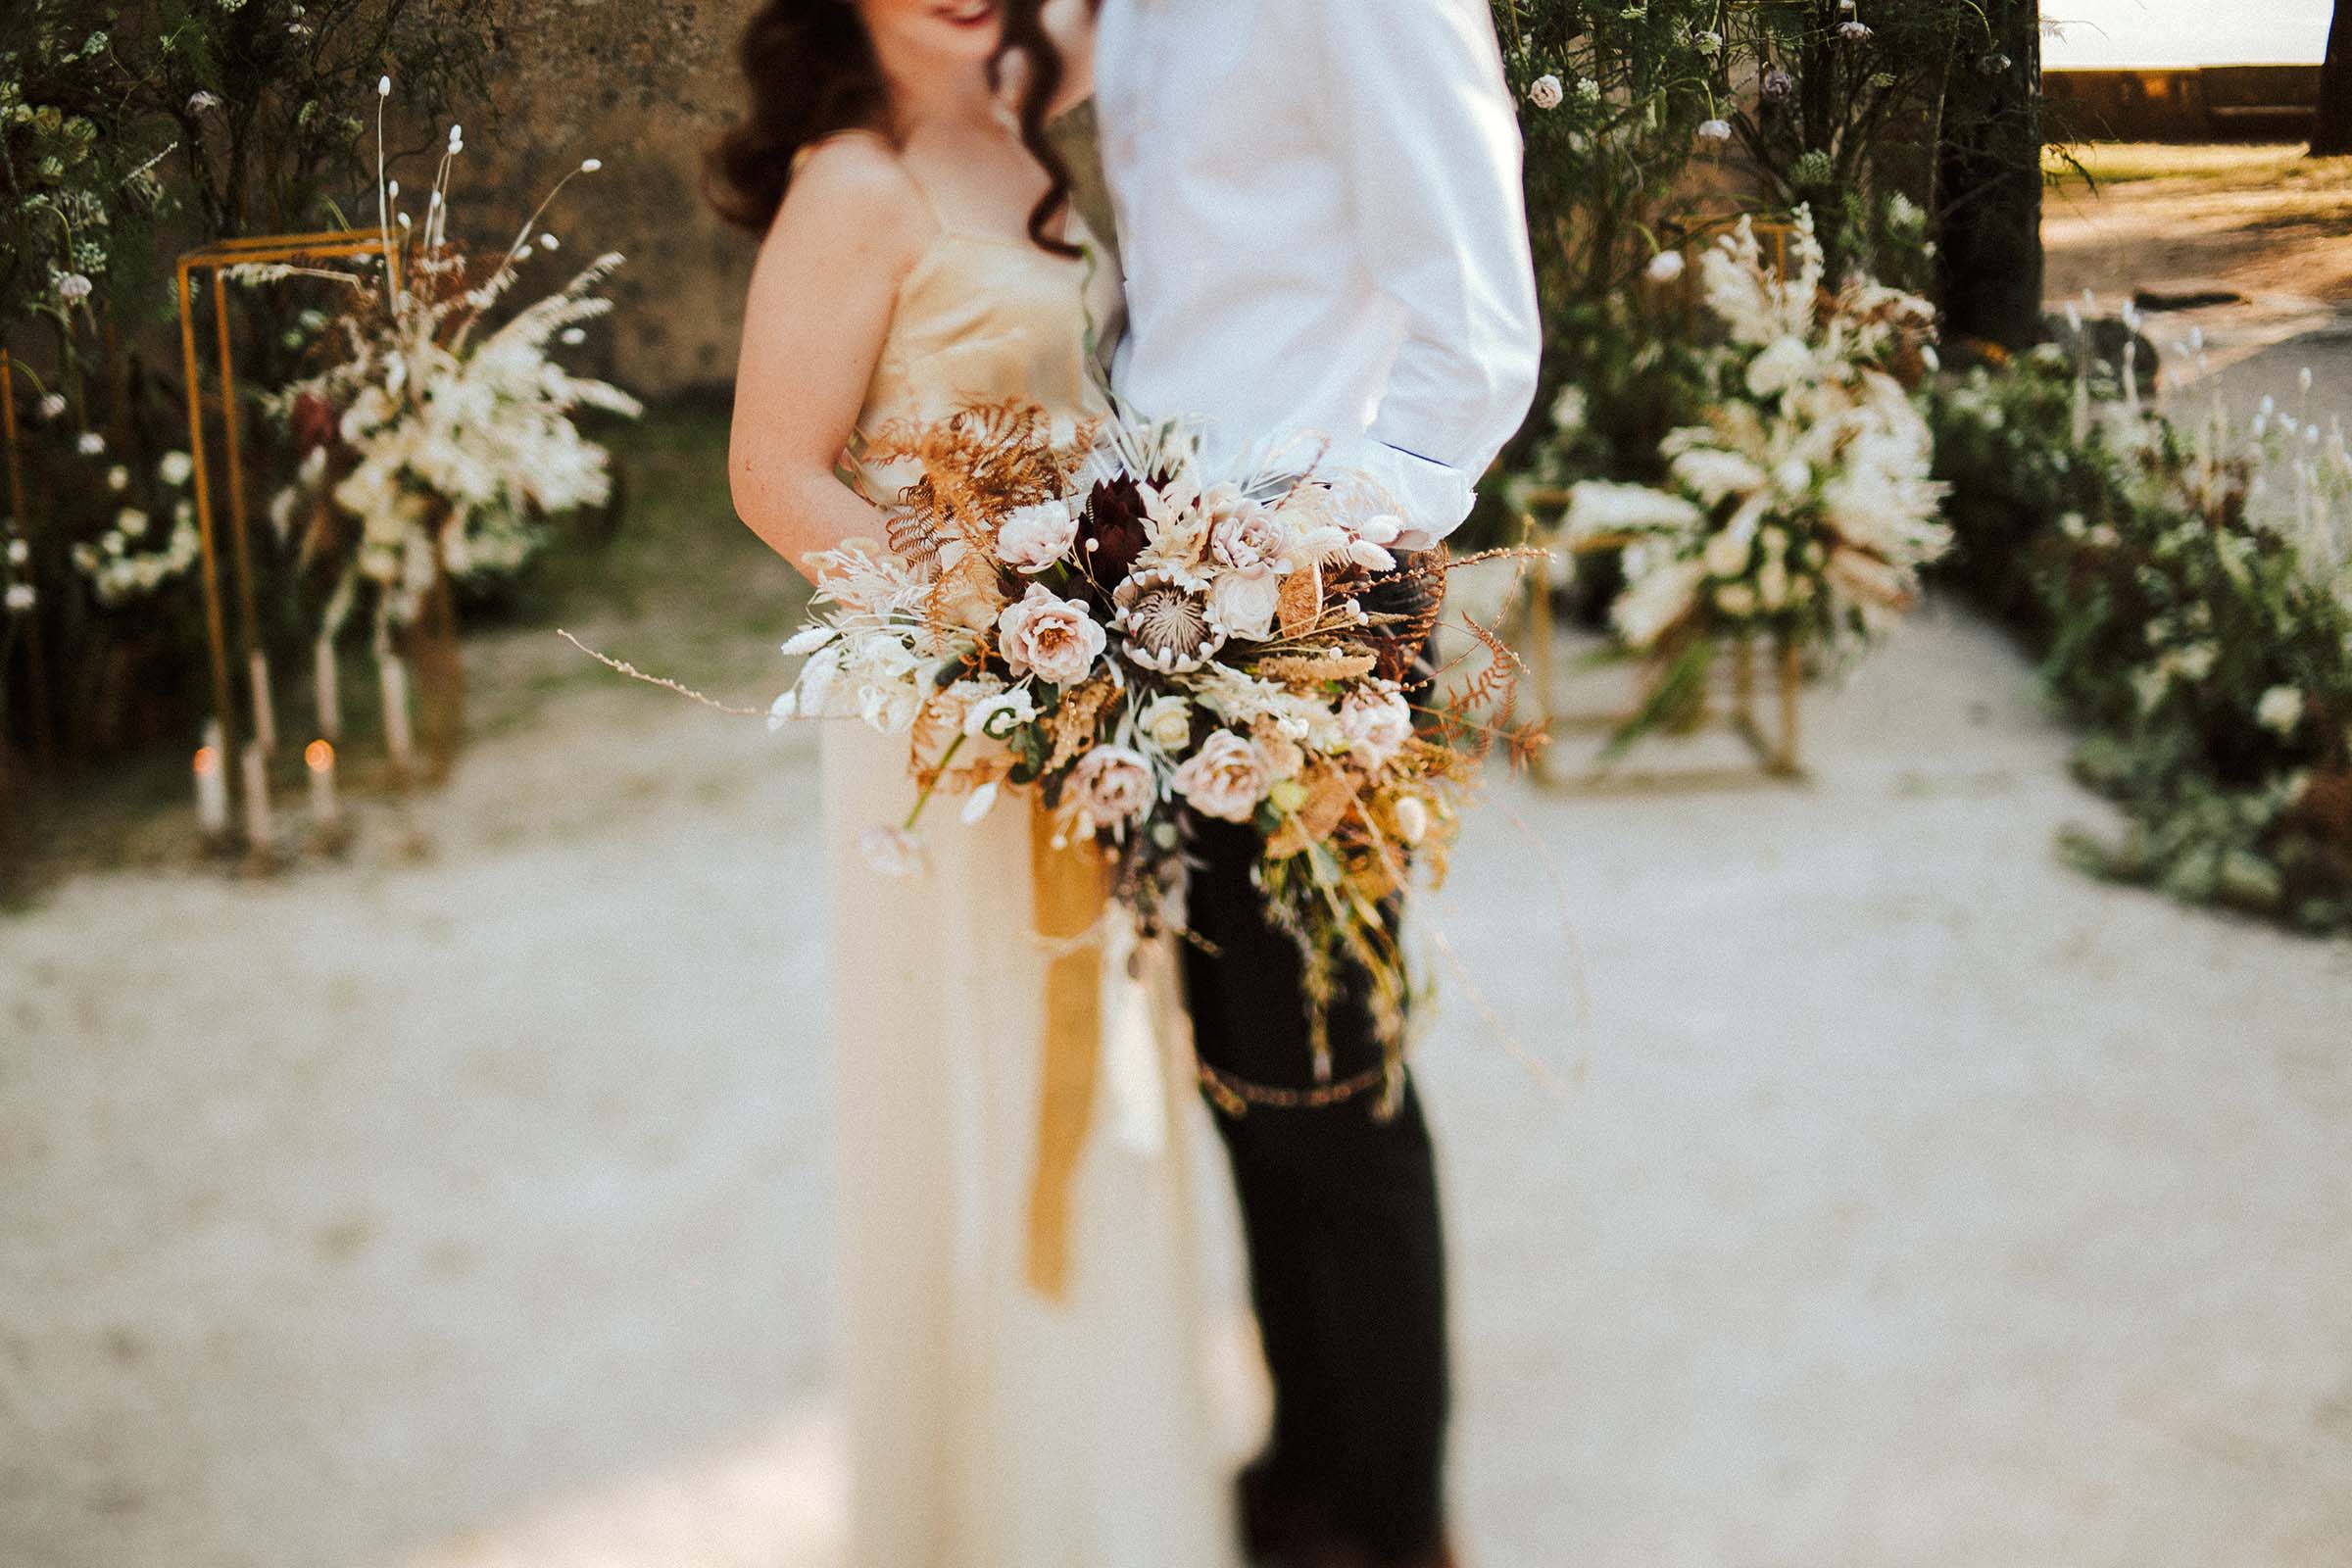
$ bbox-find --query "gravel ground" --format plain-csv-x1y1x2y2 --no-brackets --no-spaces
4,599,2350,1568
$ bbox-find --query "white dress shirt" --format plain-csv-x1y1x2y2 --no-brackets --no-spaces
1092,0,1543,541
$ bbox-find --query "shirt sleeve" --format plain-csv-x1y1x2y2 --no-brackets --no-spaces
1307,0,1544,541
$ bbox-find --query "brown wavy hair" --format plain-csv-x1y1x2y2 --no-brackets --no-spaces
703,0,1078,258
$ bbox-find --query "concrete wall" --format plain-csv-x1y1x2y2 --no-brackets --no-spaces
2046,66,2322,144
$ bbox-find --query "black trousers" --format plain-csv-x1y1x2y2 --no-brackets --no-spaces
1181,814,1449,1562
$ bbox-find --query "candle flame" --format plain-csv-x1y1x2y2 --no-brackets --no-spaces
194,746,220,775
305,739,335,772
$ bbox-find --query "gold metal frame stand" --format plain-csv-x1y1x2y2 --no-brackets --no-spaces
175,229,395,848
1515,494,1805,794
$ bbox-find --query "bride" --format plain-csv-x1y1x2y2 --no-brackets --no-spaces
708,2,1235,1565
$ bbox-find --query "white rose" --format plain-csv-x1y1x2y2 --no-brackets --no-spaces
998,499,1080,572
1337,689,1414,768
996,583,1104,686
1528,74,1565,110
1137,694,1193,753
1210,566,1283,642
1697,118,1734,142
1172,729,1274,823
1067,743,1155,833
1207,492,1285,572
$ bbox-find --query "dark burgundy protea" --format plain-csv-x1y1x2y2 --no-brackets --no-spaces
1077,473,1151,593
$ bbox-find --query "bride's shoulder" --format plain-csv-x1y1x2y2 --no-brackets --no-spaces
769,130,934,267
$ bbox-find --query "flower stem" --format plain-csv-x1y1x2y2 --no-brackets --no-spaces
904,731,966,831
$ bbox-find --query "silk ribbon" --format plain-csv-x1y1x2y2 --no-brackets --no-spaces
1024,796,1109,1301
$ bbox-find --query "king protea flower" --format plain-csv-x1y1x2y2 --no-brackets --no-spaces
1113,565,1227,673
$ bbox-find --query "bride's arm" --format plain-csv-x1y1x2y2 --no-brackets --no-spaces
727,137,931,578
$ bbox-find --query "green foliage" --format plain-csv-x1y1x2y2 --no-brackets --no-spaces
1488,0,1977,519
133,0,499,243
1930,351,2352,932
0,2,174,345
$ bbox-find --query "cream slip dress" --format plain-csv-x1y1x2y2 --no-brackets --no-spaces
802,129,1239,1568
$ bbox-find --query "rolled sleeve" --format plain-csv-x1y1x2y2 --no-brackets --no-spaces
1311,0,1544,537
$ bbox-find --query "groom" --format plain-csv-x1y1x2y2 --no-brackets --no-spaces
1091,3,1542,1565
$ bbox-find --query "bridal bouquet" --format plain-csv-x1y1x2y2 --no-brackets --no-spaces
773,400,1533,1089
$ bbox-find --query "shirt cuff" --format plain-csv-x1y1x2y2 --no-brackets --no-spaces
1342,439,1476,547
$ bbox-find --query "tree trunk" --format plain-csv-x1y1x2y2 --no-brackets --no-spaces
2314,0,2352,157
1936,0,2045,352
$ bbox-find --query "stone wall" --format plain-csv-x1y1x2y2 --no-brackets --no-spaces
462,0,759,400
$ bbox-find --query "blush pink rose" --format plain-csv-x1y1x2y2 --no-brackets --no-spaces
1171,729,1273,823
1067,743,1155,832
997,583,1104,686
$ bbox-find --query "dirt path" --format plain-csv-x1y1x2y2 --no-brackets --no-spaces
2044,144,2352,414
5,603,2350,1568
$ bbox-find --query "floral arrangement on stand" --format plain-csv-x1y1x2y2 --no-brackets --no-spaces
1550,207,1948,746
769,400,1540,1102
241,81,640,776
1931,338,2352,932
1488,0,2001,563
